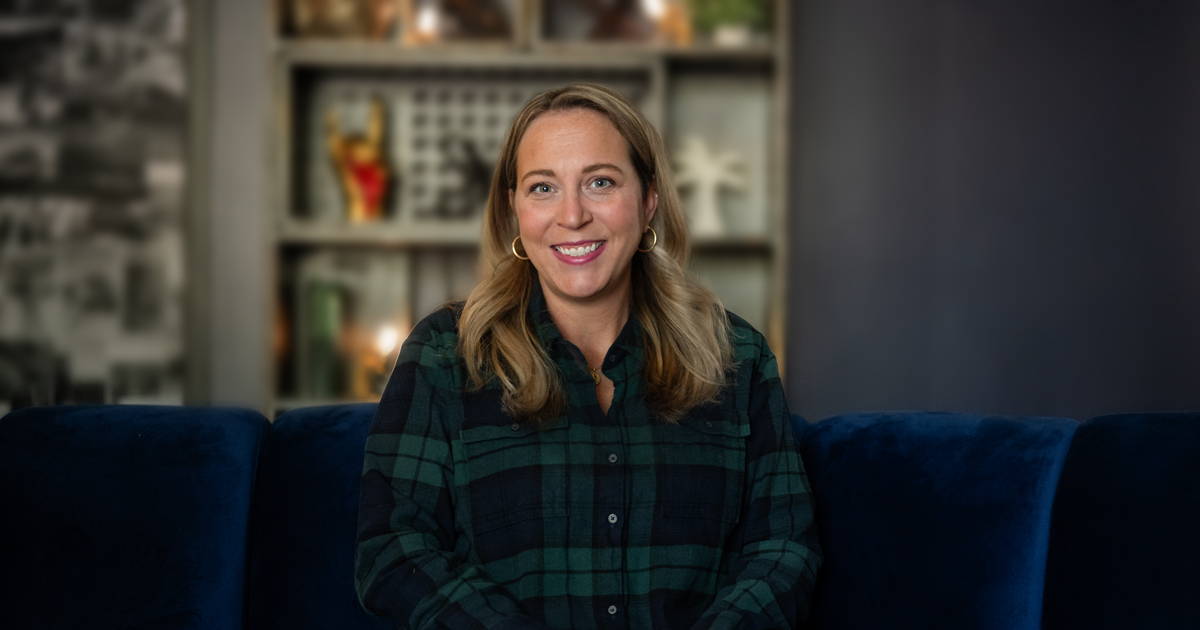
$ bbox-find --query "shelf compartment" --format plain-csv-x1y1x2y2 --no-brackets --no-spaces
280,59,660,227
666,64,775,239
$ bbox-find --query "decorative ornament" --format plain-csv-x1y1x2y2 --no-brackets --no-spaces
430,134,489,220
326,97,390,223
673,136,746,237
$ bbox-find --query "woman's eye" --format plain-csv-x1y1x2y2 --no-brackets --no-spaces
590,177,614,189
529,183,553,194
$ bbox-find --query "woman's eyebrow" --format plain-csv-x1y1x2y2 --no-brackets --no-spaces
519,163,624,183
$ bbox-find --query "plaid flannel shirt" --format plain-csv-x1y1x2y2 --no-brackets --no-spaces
356,283,821,629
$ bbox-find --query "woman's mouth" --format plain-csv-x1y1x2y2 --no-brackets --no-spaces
551,240,606,264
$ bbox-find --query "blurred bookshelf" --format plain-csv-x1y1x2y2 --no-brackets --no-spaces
267,0,790,414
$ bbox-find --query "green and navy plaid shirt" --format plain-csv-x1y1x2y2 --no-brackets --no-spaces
356,283,821,629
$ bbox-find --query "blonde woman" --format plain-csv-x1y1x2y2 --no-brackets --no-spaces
356,83,821,628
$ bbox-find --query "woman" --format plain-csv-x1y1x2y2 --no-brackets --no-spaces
356,83,821,629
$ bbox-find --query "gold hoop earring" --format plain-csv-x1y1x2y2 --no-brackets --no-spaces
511,235,530,260
638,227,658,253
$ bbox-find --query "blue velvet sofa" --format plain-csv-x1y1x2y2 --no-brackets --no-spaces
2,404,1197,629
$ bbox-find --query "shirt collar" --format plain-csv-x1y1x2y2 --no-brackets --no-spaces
527,273,643,382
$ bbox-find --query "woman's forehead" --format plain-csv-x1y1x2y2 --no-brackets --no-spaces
517,109,630,168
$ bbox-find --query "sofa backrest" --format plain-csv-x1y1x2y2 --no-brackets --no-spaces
0,405,268,630
10,403,1194,629
794,411,1078,630
1042,411,1200,629
246,403,389,630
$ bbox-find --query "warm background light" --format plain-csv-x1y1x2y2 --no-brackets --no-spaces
375,325,400,357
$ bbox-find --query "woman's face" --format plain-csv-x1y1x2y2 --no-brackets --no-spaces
510,108,656,307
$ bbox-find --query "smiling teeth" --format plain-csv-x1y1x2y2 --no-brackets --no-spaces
554,242,602,257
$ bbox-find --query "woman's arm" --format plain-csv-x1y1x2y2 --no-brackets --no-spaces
691,333,823,629
355,320,545,629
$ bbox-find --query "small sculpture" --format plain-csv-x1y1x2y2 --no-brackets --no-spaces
429,135,490,220
326,98,390,223
673,136,747,237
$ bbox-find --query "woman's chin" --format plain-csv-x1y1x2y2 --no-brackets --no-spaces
555,284,607,302
543,275,618,304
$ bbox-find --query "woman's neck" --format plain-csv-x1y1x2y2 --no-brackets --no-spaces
540,281,631,369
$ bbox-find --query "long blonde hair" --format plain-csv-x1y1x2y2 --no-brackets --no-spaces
457,83,733,424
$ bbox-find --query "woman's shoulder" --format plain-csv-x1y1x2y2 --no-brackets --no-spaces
398,302,465,369
721,310,782,397
411,301,464,335
723,310,771,360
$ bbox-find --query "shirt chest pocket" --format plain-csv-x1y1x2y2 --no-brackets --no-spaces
457,420,570,542
652,411,750,546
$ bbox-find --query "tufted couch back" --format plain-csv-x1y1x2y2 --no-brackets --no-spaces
2,405,1197,629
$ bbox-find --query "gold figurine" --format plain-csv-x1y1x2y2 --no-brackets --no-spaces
325,98,389,223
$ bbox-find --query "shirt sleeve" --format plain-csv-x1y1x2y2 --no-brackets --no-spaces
354,317,546,629
691,333,823,629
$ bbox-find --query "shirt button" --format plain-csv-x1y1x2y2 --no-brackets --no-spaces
607,604,618,615
705,420,714,428
607,453,618,464
607,513,618,524
510,422,520,431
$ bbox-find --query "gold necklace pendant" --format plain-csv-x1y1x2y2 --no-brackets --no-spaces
590,367,601,385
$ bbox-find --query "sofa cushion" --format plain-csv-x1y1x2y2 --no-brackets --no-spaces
1042,411,1200,629
247,403,389,630
0,405,268,630
795,411,1077,630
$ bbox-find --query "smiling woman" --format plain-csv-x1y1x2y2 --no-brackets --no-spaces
512,109,654,350
462,83,728,425
355,83,822,629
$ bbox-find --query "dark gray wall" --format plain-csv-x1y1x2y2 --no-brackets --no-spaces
786,1,1199,420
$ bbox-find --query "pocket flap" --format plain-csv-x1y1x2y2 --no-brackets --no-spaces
679,409,750,439
460,417,568,443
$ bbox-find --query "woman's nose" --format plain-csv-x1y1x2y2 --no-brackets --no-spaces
556,190,591,230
